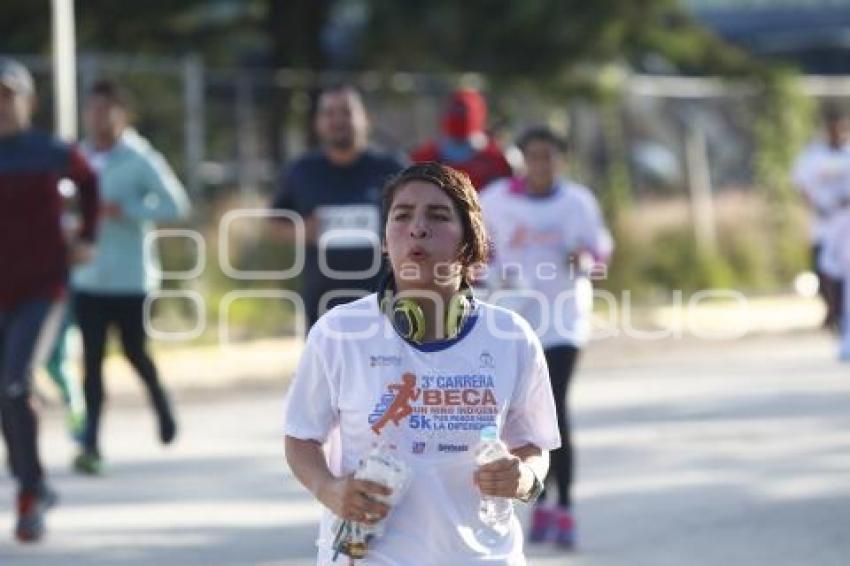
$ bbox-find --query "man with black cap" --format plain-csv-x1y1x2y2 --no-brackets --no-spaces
0,57,99,542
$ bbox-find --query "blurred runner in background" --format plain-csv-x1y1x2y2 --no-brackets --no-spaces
0,57,99,541
792,105,850,330
480,126,613,549
72,79,190,475
411,88,513,191
270,84,405,328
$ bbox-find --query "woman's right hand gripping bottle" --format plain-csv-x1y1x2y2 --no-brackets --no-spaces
332,441,412,561
355,441,411,539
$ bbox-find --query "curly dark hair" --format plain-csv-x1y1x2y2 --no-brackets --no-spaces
381,162,489,282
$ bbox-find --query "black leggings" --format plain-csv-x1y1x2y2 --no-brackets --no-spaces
74,292,168,453
542,345,579,508
813,244,844,327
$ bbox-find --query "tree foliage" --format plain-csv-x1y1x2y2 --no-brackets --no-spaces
358,0,756,82
1,1,265,65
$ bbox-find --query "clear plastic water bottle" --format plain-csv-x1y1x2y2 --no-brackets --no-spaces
332,441,412,561
475,425,513,532
354,441,411,538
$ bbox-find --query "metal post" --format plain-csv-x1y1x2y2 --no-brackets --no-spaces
52,0,77,140
685,124,718,255
183,54,205,196
235,72,259,200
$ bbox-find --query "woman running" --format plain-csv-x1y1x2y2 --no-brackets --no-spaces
480,126,613,548
285,162,559,564
72,80,190,474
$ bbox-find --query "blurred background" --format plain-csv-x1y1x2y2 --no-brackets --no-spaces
1,1,849,565
5,0,846,339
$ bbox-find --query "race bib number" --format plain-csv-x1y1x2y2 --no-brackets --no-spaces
315,205,380,249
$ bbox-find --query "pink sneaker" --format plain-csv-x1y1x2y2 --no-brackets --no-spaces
553,507,576,549
528,505,554,542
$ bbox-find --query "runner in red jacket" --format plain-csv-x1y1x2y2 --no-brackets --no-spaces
0,57,99,543
411,88,513,191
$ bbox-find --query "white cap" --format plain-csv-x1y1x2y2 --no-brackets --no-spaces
0,57,35,97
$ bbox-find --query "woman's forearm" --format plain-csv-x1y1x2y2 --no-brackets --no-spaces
285,435,393,523
285,435,336,505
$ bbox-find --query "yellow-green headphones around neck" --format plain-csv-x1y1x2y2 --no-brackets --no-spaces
379,276,473,344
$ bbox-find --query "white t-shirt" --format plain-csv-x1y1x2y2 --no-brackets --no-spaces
284,295,560,566
819,208,850,359
792,140,850,243
479,178,613,349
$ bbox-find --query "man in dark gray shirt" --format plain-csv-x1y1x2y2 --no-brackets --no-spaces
271,85,405,327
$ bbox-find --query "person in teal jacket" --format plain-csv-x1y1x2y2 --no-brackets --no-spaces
71,80,190,474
